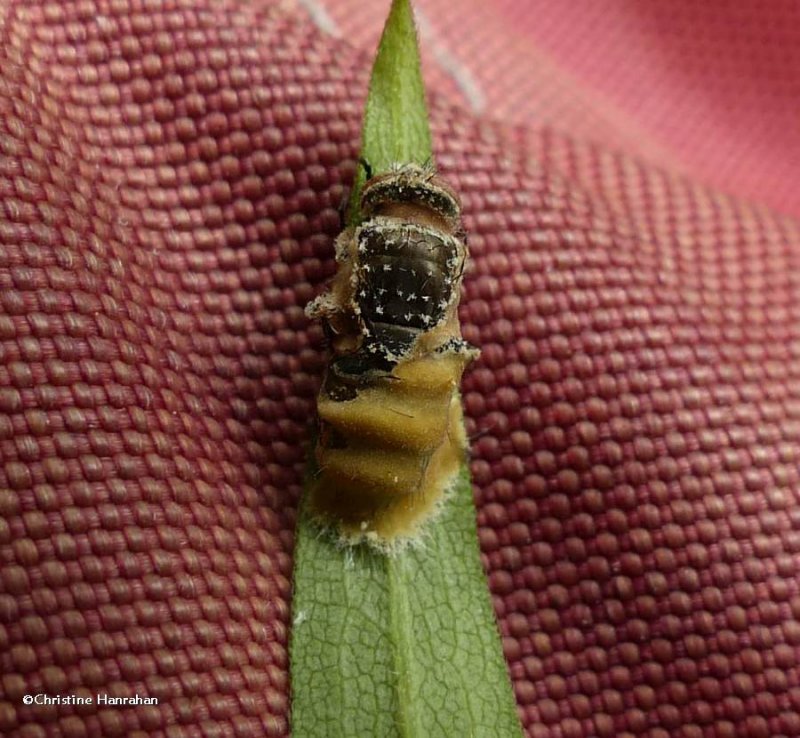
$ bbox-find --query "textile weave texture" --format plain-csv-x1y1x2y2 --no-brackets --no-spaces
2,1,800,737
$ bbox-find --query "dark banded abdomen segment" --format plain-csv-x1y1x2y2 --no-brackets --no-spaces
354,220,464,357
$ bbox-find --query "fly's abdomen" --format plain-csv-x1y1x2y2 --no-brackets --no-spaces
311,352,469,545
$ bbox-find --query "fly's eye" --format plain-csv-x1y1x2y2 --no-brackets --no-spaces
360,166,461,222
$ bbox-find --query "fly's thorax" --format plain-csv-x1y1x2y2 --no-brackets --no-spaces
353,219,464,337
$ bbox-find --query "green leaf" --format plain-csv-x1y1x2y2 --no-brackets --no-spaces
346,0,432,222
291,469,522,737
290,1,523,736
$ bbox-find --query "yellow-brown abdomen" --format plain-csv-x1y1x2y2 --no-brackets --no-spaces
309,352,469,543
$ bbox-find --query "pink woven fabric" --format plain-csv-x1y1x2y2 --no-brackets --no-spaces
2,2,800,737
